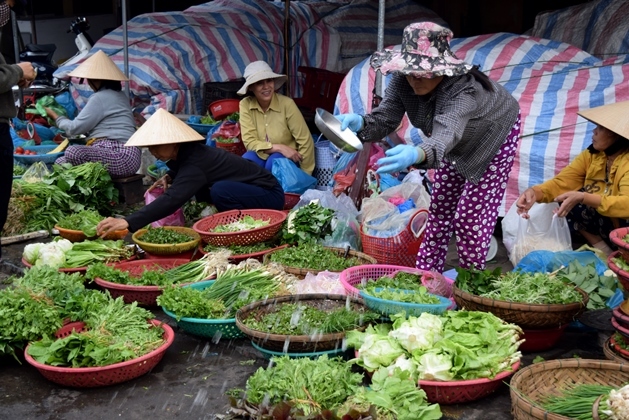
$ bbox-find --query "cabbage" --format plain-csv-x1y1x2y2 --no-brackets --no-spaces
389,313,443,353
357,333,405,371
416,351,454,381
53,238,73,253
35,243,66,269
386,354,418,381
23,243,42,264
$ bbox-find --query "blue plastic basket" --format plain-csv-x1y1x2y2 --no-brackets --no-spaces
14,145,64,165
250,340,350,360
359,288,451,317
186,122,216,135
160,280,245,339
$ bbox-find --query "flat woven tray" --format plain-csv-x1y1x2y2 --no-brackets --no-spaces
263,246,377,279
452,285,588,329
510,359,629,420
236,293,369,352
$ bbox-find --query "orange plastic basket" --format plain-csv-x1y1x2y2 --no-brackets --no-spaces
609,227,629,262
283,193,301,210
360,209,428,267
24,319,174,388
192,209,287,246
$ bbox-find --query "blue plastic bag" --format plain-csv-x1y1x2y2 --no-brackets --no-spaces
271,159,317,194
54,91,77,119
515,250,607,275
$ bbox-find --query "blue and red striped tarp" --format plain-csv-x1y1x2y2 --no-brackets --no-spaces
335,33,629,216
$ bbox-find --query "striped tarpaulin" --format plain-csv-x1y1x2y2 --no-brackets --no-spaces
54,0,341,115
335,33,629,216
531,0,629,58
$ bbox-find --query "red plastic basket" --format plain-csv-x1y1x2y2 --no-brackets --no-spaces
192,209,287,247
608,251,629,291
519,324,568,352
360,209,428,267
419,361,520,404
283,193,301,210
24,319,174,388
215,139,246,156
609,227,629,262
209,99,240,120
92,259,190,306
613,307,629,329
340,264,454,298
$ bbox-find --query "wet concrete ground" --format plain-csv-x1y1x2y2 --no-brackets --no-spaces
0,228,608,420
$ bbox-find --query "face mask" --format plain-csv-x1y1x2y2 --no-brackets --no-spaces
0,3,10,28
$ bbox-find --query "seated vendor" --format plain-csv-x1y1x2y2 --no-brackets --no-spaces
96,109,284,236
515,100,629,255
45,50,140,178
238,60,315,175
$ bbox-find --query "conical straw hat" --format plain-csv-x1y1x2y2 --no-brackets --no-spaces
68,50,128,81
578,100,629,140
125,109,204,147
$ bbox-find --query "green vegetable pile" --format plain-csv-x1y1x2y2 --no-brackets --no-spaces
269,242,361,271
203,241,276,255
56,209,103,237
157,285,227,320
242,302,379,335
27,298,164,368
45,162,118,216
539,384,614,419
613,256,629,272
556,261,617,309
357,271,441,304
138,227,195,244
200,113,218,125
212,215,270,233
282,202,334,245
456,267,583,305
13,164,27,176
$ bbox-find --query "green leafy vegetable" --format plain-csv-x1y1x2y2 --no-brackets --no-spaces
138,227,195,244
212,215,270,232
282,202,334,245
157,285,227,320
556,261,617,309
56,209,103,237
269,242,361,271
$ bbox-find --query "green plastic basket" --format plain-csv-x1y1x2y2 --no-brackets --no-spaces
160,280,245,339
250,341,350,360
359,289,451,317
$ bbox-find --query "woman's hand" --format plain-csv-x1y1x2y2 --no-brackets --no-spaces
97,217,129,237
274,144,302,163
148,174,171,192
554,191,585,218
515,188,538,218
44,107,59,120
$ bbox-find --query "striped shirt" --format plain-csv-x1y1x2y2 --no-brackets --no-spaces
358,73,519,183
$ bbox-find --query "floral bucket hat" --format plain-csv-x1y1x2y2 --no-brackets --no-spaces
370,22,472,79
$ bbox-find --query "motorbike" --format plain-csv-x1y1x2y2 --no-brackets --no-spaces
18,17,93,88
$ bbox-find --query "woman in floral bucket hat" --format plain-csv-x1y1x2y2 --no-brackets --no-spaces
336,21,521,272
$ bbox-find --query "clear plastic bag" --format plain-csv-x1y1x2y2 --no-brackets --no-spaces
21,161,51,183
145,187,185,227
508,203,572,267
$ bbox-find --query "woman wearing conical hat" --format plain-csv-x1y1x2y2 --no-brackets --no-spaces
45,50,140,178
95,109,284,236
516,101,629,255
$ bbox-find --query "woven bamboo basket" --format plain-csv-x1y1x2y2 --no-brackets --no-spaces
452,285,588,329
603,337,629,363
510,359,629,420
263,246,377,279
132,226,200,255
235,294,370,352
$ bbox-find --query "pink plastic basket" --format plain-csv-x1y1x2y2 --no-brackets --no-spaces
340,264,454,298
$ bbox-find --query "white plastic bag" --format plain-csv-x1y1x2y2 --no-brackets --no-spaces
505,202,572,267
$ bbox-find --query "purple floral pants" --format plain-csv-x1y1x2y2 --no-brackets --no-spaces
55,139,141,179
416,113,521,272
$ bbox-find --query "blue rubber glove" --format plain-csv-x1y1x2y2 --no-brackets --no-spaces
376,145,426,174
336,113,364,133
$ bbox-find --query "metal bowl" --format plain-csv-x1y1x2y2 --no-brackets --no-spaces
314,108,363,153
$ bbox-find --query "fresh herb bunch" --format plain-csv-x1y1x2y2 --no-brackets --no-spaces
455,266,503,295
357,271,422,290
13,164,26,176
212,215,270,233
207,268,283,315
64,239,134,268
540,384,614,420
363,287,441,304
45,162,118,216
224,112,239,122
556,261,617,309
243,302,378,335
182,200,210,222
242,355,363,415
138,227,195,244
56,209,102,237
614,333,629,349
86,259,213,286
269,242,361,271
200,113,218,125
157,285,227,320
480,271,583,304
282,202,334,245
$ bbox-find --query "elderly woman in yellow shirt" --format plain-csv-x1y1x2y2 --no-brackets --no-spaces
238,61,315,175
516,101,629,255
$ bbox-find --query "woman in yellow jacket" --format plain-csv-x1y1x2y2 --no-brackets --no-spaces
516,101,629,254
238,61,315,176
